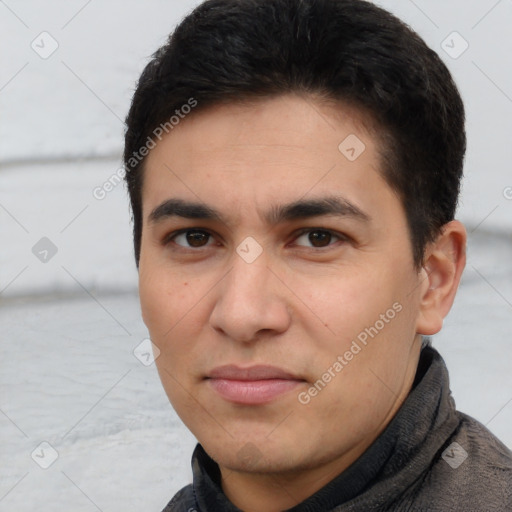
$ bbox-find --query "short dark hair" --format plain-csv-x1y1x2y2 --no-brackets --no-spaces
124,0,466,268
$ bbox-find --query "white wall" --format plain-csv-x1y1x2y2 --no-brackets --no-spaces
1,0,511,297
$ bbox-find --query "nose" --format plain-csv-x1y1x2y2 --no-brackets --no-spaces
209,252,292,343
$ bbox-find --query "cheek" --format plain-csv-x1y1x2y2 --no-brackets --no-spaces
139,264,212,379
293,267,389,338
139,263,189,338
297,266,416,377
139,271,197,395
139,267,166,332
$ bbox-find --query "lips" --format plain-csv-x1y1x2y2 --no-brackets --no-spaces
206,365,305,405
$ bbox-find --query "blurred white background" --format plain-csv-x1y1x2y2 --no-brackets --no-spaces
1,1,511,511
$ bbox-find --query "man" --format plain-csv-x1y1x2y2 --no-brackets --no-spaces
123,0,512,510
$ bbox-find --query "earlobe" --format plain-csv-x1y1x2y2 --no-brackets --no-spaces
415,220,467,336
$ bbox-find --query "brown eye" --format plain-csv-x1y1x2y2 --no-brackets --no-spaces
171,230,213,248
295,229,341,248
186,231,210,247
308,230,332,247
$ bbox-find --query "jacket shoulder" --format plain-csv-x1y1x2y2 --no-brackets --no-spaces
414,412,512,511
161,484,196,512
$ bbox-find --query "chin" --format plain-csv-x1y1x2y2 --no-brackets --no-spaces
201,432,312,474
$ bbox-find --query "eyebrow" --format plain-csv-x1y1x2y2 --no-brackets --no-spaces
148,196,371,226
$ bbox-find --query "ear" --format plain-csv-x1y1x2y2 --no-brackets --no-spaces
416,220,467,336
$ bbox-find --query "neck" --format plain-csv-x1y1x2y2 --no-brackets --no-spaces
220,444,367,512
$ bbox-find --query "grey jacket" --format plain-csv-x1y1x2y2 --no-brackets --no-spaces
162,344,512,511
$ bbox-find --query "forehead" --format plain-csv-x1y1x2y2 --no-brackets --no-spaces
140,94,399,226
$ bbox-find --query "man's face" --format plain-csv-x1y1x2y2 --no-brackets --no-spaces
138,94,426,477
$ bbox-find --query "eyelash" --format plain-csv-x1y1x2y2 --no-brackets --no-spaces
163,227,349,251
